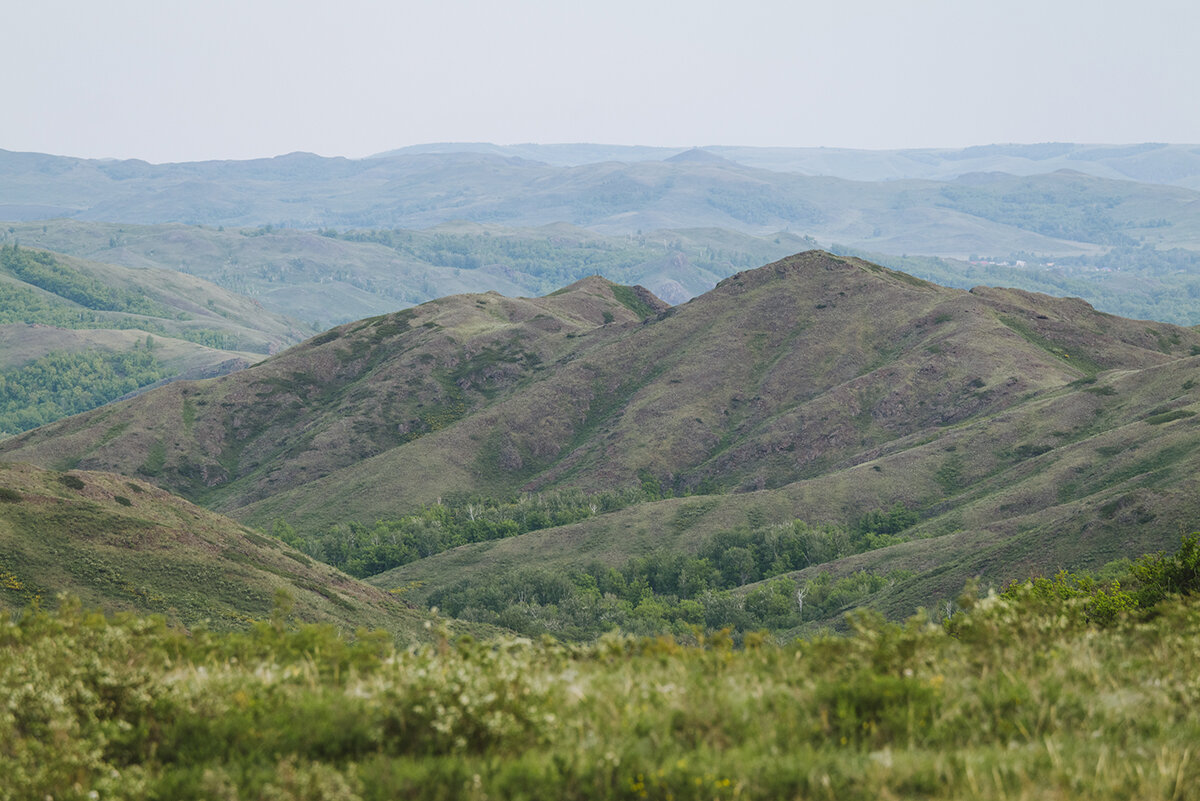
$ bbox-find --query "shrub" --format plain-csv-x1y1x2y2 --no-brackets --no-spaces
1131,534,1200,606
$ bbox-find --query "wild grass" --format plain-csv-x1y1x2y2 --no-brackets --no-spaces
3,565,1199,801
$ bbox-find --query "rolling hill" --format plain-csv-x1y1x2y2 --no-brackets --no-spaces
4,148,1200,256
0,243,314,435
1,219,808,325
3,252,1198,626
0,272,668,512
0,461,461,642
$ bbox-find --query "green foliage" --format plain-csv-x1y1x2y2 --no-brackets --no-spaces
270,489,652,578
998,570,1138,627
420,518,911,641
1129,534,1200,607
852,502,918,546
609,283,658,318
0,348,169,435
59,474,86,490
1144,409,1196,425
5,567,1200,801
0,243,166,315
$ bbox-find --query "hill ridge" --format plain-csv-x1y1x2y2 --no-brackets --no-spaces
4,250,1200,633
2,250,1197,540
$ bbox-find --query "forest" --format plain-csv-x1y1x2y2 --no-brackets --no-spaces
0,347,168,435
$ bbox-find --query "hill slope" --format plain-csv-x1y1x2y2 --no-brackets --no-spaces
4,251,1196,529
0,244,313,434
0,274,669,512
0,462,449,641
5,251,1200,631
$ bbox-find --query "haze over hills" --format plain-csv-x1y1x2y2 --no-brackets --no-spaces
381,142,1200,189
0,243,313,434
4,146,1200,259
1,219,810,324
4,252,1199,629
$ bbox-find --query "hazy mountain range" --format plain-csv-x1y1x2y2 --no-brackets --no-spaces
4,145,1200,261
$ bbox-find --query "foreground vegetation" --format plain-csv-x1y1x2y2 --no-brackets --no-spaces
3,538,1197,800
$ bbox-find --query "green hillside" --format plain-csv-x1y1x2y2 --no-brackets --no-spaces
0,243,312,435
236,251,1198,529
4,251,1198,638
0,273,667,510
2,219,809,325
0,461,461,642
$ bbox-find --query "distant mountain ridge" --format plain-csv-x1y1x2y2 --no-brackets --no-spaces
4,146,1200,260
375,142,1200,188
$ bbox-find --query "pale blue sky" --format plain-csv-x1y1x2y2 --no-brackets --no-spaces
5,0,1198,163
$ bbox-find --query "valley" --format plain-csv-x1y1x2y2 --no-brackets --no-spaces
3,250,1198,637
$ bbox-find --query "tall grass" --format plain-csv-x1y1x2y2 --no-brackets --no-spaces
3,549,1200,801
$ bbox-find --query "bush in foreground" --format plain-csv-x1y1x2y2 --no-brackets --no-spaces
3,538,1200,800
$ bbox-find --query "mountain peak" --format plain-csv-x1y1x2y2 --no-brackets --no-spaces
664,148,738,166
715,250,941,294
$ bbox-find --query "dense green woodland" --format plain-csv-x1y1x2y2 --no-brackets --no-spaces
2,537,1197,800
272,494,921,638
0,347,168,435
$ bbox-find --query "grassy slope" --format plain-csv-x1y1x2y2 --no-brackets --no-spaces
0,246,314,434
244,252,1198,529
0,275,667,512
5,252,1200,625
0,246,306,354
0,461,468,643
2,219,810,326
372,352,1200,624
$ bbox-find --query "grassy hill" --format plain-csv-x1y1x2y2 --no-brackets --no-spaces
1,219,809,326
236,251,1198,528
0,461,460,642
0,273,668,511
0,244,314,435
3,251,1198,635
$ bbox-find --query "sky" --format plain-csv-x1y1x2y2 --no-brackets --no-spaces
4,0,1199,164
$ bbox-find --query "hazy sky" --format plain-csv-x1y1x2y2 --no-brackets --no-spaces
5,0,1198,163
